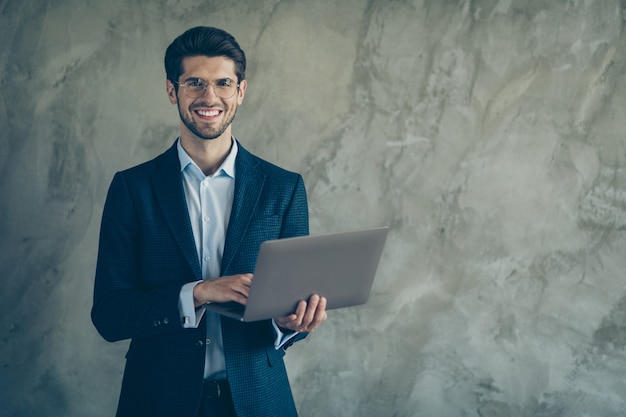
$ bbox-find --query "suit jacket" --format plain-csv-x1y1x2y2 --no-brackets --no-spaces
91,140,309,417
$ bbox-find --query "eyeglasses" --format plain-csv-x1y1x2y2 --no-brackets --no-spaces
174,78,240,99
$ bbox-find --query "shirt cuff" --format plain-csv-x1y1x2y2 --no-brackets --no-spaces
179,281,206,328
271,319,300,350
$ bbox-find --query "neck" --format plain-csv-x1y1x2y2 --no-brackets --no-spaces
179,132,233,176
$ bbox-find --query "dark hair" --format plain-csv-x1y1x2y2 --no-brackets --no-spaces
164,26,246,85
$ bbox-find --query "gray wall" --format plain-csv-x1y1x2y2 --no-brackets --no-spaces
2,1,626,416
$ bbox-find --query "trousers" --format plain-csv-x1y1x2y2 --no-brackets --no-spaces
197,380,237,417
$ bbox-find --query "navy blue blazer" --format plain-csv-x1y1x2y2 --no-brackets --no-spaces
92,140,309,417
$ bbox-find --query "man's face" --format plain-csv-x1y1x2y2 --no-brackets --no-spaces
167,55,246,141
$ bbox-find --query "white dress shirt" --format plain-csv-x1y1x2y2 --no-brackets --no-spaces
176,138,297,379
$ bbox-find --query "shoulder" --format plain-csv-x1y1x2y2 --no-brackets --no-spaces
115,142,178,179
236,142,302,182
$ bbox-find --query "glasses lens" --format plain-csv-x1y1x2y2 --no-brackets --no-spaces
215,82,237,99
181,80,238,99
185,80,206,98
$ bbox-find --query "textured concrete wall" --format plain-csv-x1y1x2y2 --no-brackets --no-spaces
2,1,626,416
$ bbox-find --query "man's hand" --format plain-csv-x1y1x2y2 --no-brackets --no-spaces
193,273,253,307
274,294,328,333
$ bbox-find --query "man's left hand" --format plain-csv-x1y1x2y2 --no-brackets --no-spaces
274,294,327,333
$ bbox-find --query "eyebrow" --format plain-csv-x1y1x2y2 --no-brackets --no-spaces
182,76,235,83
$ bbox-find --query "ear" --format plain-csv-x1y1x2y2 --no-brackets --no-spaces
166,80,177,104
236,80,247,105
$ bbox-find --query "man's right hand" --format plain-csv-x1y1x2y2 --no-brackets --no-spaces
192,273,253,307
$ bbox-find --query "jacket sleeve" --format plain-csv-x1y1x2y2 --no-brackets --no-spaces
279,174,309,239
276,173,310,349
91,172,184,342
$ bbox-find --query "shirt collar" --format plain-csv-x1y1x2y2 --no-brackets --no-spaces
177,137,238,179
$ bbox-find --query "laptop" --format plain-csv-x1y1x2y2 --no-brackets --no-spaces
206,226,389,322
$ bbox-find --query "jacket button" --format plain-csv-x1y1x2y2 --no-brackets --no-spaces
196,340,204,346
163,318,170,325
152,320,161,327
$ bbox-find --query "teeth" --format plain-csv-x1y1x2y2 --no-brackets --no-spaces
197,109,220,117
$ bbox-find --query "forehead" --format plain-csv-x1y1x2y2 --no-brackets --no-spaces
180,55,237,80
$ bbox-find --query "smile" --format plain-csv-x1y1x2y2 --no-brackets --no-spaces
195,109,222,118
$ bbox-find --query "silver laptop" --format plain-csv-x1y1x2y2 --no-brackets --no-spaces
206,226,389,322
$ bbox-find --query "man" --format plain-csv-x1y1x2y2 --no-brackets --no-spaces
91,26,327,417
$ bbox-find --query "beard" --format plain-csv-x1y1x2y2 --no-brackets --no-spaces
177,102,238,140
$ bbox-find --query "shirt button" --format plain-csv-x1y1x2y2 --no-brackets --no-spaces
203,216,211,222
204,256,211,262
206,339,212,345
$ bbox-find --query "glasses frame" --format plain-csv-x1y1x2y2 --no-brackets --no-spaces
174,78,240,99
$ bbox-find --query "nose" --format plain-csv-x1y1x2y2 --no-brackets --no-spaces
201,83,219,100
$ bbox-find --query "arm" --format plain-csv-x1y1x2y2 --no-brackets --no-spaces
91,172,183,342
278,174,309,240
273,175,327,337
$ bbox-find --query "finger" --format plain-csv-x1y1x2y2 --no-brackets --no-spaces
274,313,298,329
293,300,308,327
231,289,249,305
225,274,253,301
240,273,253,286
311,297,328,329
314,296,327,321
300,294,320,328
301,296,327,332
235,281,251,297
276,301,306,329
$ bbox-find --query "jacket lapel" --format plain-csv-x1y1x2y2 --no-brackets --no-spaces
221,144,266,274
151,142,202,279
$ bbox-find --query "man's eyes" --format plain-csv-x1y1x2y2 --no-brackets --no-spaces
216,79,233,87
185,79,234,87
186,79,205,88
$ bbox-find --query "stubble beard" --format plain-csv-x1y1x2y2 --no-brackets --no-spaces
178,102,238,140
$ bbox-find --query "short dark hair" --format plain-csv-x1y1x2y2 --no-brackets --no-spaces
164,26,246,86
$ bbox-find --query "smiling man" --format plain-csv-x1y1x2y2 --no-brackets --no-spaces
91,26,327,417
